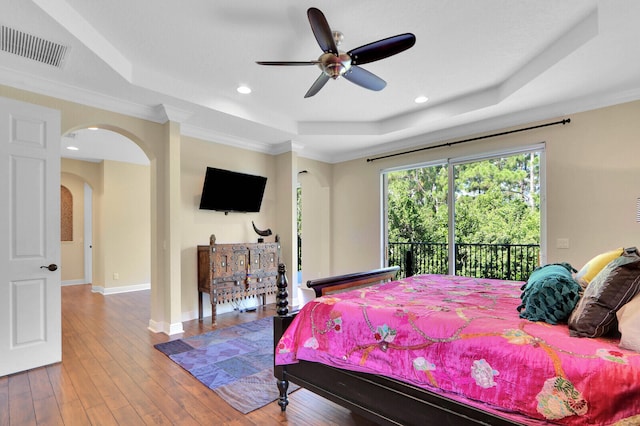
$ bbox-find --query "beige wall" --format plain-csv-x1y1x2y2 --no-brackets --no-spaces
330,100,640,275
101,160,151,290
180,136,280,318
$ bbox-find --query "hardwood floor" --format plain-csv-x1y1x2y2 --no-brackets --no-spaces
0,285,378,425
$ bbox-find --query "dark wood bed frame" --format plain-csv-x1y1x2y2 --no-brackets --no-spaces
273,264,524,426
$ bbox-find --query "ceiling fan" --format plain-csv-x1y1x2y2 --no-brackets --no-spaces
256,7,416,98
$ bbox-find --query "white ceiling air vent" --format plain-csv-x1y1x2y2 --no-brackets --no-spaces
0,25,68,68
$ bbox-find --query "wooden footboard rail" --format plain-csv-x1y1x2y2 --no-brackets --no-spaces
273,264,523,426
306,265,400,297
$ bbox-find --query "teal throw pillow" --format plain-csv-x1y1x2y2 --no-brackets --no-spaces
517,263,582,325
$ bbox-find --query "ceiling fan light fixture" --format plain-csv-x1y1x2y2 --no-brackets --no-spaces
323,63,345,79
318,52,351,79
237,85,252,94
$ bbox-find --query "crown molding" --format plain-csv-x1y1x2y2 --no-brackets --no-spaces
153,104,193,123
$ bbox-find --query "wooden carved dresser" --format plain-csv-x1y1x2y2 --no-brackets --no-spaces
197,234,280,324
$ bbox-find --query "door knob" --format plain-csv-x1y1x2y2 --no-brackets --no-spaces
40,264,58,271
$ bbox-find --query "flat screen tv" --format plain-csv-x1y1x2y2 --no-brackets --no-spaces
199,167,267,213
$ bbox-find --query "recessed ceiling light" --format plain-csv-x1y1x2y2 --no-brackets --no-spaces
66,146,79,151
414,96,429,104
237,85,252,94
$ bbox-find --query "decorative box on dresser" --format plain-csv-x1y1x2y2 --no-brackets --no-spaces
197,234,281,324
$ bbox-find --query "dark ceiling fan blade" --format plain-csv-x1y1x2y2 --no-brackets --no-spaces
347,33,416,65
304,73,331,98
256,61,319,66
307,7,338,54
343,65,386,91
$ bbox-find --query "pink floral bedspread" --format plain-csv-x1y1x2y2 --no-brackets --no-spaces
276,274,640,425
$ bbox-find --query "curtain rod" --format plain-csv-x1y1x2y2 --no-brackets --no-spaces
366,118,571,163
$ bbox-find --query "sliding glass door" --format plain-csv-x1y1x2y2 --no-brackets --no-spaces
384,146,543,279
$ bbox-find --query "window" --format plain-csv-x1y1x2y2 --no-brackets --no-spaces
384,145,544,279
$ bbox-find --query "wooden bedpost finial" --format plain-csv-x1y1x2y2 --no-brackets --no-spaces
276,263,289,316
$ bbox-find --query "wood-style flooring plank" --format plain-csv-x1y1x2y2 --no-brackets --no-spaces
7,386,36,426
32,395,63,425
58,399,91,425
78,355,130,413
8,373,37,426
0,376,9,426
7,373,30,398
45,364,79,407
60,341,106,411
155,366,233,424
98,359,173,425
110,404,145,425
139,377,202,425
85,403,119,426
26,368,55,402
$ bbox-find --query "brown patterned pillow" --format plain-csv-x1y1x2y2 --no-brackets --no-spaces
568,247,640,338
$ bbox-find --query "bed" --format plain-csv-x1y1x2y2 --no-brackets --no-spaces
272,265,640,426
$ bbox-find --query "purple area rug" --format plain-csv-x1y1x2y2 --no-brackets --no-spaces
154,316,296,413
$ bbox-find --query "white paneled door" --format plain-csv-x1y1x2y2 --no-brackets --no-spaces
0,97,61,376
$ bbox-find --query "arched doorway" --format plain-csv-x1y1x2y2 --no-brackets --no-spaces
60,128,151,295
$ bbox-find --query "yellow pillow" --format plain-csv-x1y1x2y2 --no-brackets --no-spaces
575,247,624,287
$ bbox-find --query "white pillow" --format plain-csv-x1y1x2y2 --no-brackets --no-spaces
617,293,640,352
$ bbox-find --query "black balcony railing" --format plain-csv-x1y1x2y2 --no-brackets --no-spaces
298,234,302,272
388,242,540,281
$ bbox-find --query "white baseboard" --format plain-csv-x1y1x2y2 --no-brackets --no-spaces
62,279,85,286
184,293,293,322
185,297,258,322
91,283,151,295
148,318,184,335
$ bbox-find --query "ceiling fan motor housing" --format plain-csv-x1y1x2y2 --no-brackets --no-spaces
319,52,352,79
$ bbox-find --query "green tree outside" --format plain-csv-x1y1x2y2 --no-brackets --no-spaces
454,152,540,244
386,152,541,278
